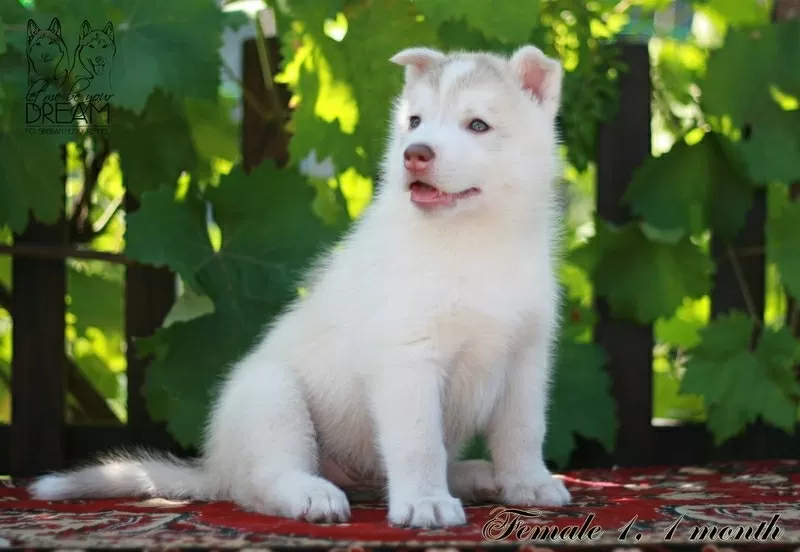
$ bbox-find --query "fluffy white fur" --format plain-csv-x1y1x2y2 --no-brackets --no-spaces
30,44,569,528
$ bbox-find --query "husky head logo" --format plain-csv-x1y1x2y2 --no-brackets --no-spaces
25,17,117,127
74,20,116,77
383,45,563,221
26,18,69,89
68,20,116,98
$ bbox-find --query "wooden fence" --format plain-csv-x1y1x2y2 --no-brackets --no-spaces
0,39,798,480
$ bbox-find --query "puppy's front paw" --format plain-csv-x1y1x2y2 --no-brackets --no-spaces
246,472,351,523
448,460,499,503
388,494,467,528
499,473,571,507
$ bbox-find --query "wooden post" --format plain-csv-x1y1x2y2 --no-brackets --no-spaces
593,41,654,467
241,36,291,173
10,198,68,477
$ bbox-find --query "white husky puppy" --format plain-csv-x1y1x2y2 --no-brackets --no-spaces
30,43,569,528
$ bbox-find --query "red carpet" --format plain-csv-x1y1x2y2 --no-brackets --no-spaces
1,461,799,549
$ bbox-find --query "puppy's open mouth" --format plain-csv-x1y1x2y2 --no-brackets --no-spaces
409,181,481,208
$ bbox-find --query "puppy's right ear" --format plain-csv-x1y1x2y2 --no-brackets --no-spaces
390,47,446,81
509,45,563,118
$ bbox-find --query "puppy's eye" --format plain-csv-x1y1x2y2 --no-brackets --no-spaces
468,119,491,133
409,115,421,129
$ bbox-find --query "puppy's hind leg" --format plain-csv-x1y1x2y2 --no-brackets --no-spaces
487,340,570,507
208,358,350,523
448,459,499,504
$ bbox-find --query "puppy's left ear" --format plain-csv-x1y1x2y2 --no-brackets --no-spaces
509,45,562,118
390,47,446,82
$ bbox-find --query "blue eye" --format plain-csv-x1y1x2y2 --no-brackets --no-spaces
468,119,490,132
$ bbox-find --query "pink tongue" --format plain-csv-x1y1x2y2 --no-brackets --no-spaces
410,183,454,206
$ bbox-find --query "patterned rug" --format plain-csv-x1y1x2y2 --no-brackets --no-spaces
1,460,799,549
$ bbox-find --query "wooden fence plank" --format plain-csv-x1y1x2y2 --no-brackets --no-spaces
592,41,655,467
10,215,67,477
653,423,800,465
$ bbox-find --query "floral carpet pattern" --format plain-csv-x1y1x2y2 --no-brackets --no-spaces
0,460,799,549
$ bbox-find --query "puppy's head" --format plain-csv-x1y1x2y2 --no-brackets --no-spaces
382,45,562,219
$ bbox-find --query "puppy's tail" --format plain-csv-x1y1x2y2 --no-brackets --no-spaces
28,449,214,501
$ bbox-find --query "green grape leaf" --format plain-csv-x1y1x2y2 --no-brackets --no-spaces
558,298,596,342
222,10,250,32
67,264,126,405
137,161,345,447
702,22,800,183
653,363,706,421
310,175,348,227
436,18,511,52
414,0,540,44
1,2,110,56
108,0,225,112
141,304,258,447
162,285,215,328
70,328,124,400
68,265,123,337
125,187,214,292
655,298,708,350
654,40,707,107
276,0,344,28
183,96,240,165
0,0,28,25
111,90,199,196
459,434,491,461
0,131,63,233
572,219,713,323
0,16,7,55
1,27,72,228
680,312,800,444
624,133,754,239
546,338,616,467
768,200,800,300
0,255,9,291
0,79,65,232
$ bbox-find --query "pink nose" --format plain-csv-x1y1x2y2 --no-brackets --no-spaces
404,143,434,173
